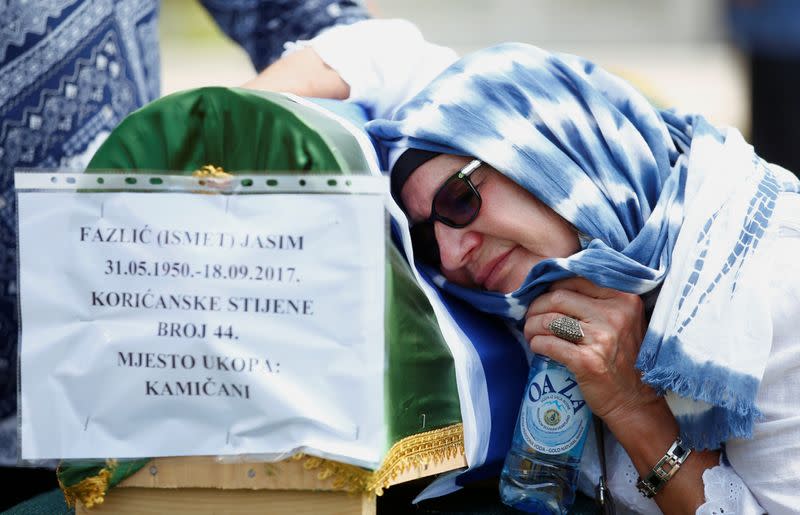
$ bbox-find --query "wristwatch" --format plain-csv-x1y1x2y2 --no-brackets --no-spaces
636,437,692,498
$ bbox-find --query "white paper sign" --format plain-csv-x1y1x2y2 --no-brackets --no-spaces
16,174,386,468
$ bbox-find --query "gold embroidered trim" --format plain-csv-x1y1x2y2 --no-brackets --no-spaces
293,454,372,493
59,459,118,509
58,424,464,505
296,423,464,495
368,423,464,495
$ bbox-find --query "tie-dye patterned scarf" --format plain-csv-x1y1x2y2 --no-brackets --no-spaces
366,43,800,449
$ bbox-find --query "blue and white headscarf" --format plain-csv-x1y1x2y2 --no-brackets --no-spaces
367,43,800,449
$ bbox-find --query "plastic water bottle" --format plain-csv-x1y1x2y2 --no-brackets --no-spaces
499,356,592,514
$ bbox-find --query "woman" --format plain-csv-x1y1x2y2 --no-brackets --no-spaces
253,20,800,513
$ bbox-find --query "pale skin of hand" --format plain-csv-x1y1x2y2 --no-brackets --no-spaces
242,47,350,99
524,277,720,514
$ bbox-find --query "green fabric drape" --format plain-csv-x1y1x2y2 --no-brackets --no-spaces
87,87,345,173
59,87,460,497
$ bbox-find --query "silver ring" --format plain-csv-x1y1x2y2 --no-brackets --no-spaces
549,315,584,343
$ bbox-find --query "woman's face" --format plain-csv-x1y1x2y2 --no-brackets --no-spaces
400,154,580,294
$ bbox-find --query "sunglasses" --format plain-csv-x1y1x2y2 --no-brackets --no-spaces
409,159,483,266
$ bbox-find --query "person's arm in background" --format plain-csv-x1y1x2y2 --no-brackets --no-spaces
244,19,459,121
199,0,371,72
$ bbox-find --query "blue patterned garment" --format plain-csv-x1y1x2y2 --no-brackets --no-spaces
201,0,368,72
367,43,800,449
0,0,368,464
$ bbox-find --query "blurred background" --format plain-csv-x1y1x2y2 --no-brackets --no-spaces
160,0,746,131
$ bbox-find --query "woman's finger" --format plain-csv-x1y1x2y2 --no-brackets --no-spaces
524,312,558,342
548,276,615,299
526,287,603,321
529,334,582,369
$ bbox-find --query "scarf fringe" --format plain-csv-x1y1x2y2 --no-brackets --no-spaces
641,364,761,449
675,408,755,451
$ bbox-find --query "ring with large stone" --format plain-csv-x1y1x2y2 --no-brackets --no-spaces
548,315,584,343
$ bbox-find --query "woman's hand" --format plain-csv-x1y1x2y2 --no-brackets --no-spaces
526,277,722,512
241,48,350,99
523,277,658,423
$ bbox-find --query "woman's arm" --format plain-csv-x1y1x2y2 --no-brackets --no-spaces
524,278,720,513
604,397,720,512
243,19,458,120
242,47,351,99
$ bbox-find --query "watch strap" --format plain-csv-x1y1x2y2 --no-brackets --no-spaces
636,437,692,498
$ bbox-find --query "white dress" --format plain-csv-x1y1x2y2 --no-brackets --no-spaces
290,19,800,514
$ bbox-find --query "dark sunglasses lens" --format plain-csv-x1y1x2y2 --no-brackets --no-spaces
409,223,440,265
435,176,480,227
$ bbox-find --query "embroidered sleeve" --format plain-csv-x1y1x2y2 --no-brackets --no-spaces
200,0,370,71
580,432,766,514
697,463,765,515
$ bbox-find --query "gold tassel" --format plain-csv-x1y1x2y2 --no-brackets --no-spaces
367,423,464,495
59,459,118,509
295,423,465,496
192,164,232,179
192,164,233,192
295,454,372,493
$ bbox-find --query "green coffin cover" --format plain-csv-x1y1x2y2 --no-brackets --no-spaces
58,87,462,505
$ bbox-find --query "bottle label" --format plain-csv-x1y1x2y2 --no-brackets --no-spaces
519,367,590,455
